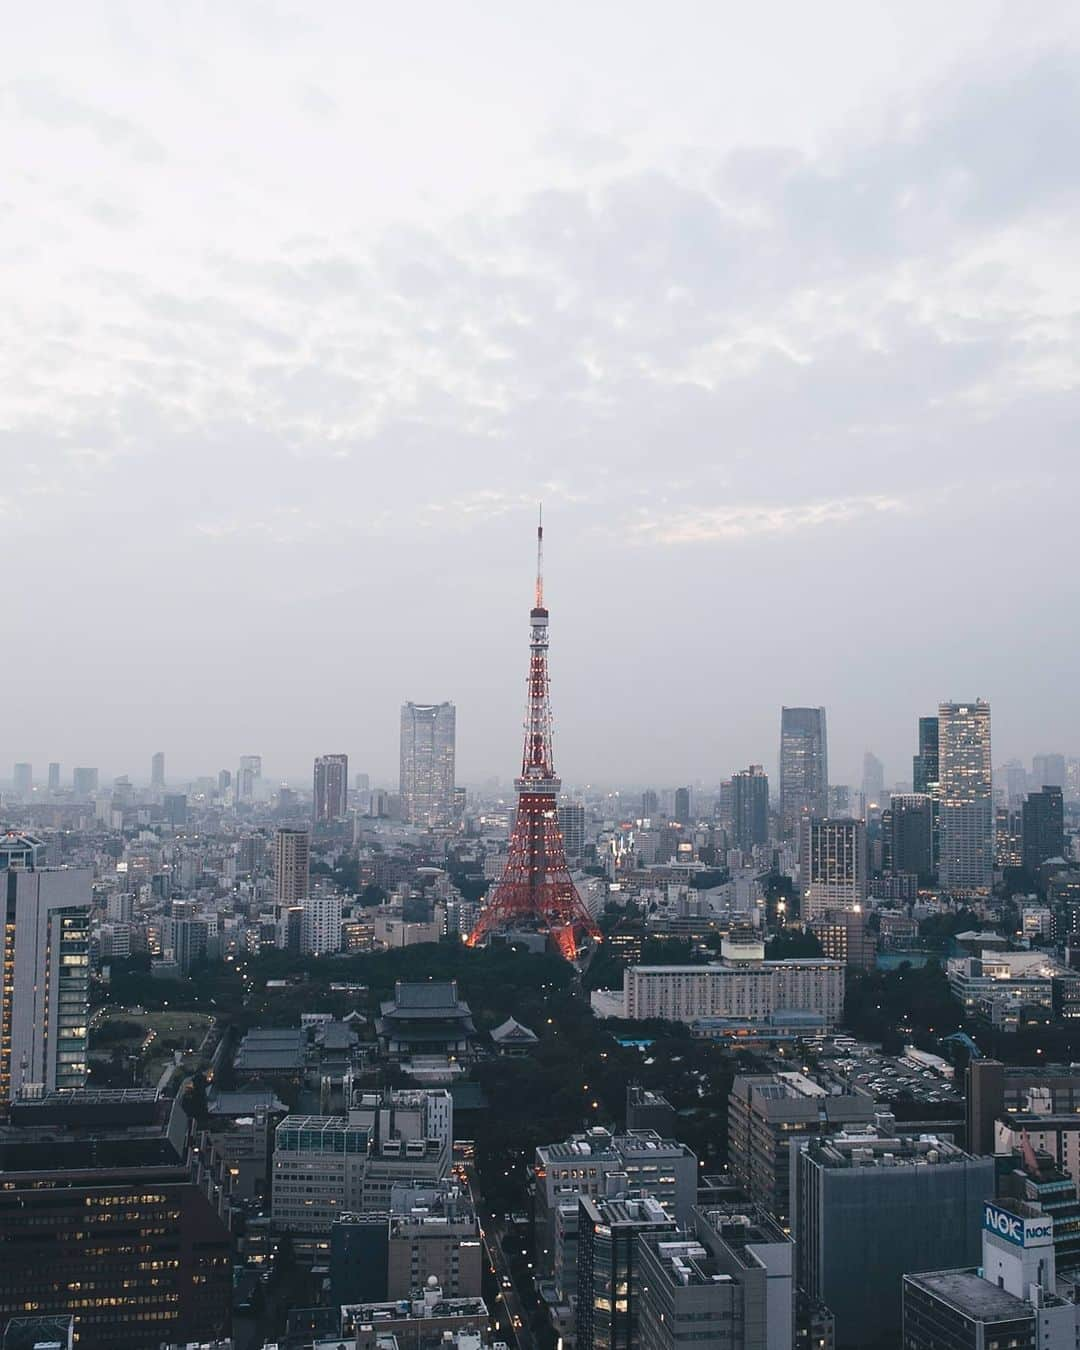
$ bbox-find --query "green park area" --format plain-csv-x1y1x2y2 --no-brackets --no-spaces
89,1007,214,1090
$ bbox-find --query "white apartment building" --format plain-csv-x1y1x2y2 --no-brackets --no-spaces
301,887,343,956
622,958,845,1027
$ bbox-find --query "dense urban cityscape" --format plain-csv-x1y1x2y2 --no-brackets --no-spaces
3,510,1080,1350
7,5,1079,1350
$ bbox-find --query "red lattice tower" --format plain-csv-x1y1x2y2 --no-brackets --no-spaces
467,514,601,962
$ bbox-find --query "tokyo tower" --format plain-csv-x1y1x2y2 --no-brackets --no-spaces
466,514,602,962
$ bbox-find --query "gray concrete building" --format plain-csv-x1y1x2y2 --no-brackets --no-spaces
637,1206,794,1350
793,1128,994,1348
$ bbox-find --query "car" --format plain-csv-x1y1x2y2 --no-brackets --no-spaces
502,1276,512,1288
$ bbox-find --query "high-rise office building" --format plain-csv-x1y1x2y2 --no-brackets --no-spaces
0,832,92,1101
558,802,586,861
0,1092,233,1349
163,793,188,828
794,1128,994,1349
912,716,939,794
151,750,165,788
642,789,659,819
732,766,769,851
354,771,370,792
47,762,60,792
1033,753,1067,790
779,707,828,836
938,700,993,893
236,754,262,804
862,751,885,809
673,786,691,824
313,753,349,823
11,764,31,798
72,766,98,798
273,826,310,907
886,793,934,884
1023,786,1065,873
575,1193,676,1350
400,702,456,827
798,817,867,918
637,1207,794,1350
1002,758,1029,804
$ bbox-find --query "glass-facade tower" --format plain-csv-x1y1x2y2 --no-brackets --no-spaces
400,702,456,827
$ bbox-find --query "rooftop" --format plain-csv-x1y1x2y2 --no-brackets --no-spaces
905,1268,1064,1320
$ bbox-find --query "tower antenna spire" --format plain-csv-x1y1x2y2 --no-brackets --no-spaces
535,503,544,610
466,508,601,962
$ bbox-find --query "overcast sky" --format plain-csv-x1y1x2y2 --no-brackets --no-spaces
3,2,1080,790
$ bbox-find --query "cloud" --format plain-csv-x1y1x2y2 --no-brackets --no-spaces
4,77,166,162
627,495,908,545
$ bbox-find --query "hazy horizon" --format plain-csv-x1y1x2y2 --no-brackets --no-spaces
5,3,1080,788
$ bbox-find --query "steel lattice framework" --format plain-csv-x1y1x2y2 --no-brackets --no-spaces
466,516,601,962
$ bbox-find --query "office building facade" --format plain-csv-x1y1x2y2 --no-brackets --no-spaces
938,700,993,893
793,1129,994,1348
313,752,349,823
575,1193,676,1350
799,817,868,918
732,765,770,851
885,792,934,884
780,707,828,836
273,826,310,906
637,1206,794,1350
622,959,845,1027
1023,785,1065,873
558,802,587,861
400,702,456,827
1,833,91,1101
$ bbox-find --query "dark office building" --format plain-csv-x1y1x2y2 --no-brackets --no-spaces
885,792,934,883
1022,786,1065,873
576,1193,676,1350
673,787,691,824
913,716,939,792
780,707,828,836
793,1130,993,1348
330,1211,390,1305
732,765,769,851
162,792,188,827
625,1086,676,1136
0,1090,232,1350
642,789,659,819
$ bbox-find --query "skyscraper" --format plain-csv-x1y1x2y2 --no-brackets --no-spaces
47,762,60,792
151,751,165,788
861,751,885,809
1022,786,1065,873
886,793,934,884
0,831,92,1100
558,802,586,861
912,716,939,794
236,754,262,804
12,764,32,798
938,699,993,893
641,789,659,819
779,707,828,836
313,753,349,823
1032,753,1067,790
575,1194,676,1350
674,786,692,824
799,817,867,918
72,767,98,798
731,765,769,851
273,827,310,906
399,702,456,827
